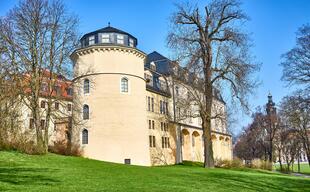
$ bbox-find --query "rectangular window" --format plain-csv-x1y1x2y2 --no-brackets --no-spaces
66,88,73,96
148,120,151,129
160,100,163,114
129,38,134,47
116,34,124,44
53,85,61,95
89,35,95,45
40,83,48,92
29,118,34,129
152,120,155,129
40,119,45,129
162,137,164,148
151,98,154,112
41,101,46,108
153,136,155,147
161,137,170,148
147,96,150,111
162,101,166,114
101,33,110,43
67,104,72,111
161,122,163,131
55,102,59,110
165,102,168,114
149,135,155,147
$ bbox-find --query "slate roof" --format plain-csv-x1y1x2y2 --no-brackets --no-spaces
81,26,138,44
145,51,225,104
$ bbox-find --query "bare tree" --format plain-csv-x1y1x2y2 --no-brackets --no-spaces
281,24,310,89
0,0,79,153
167,0,260,167
279,91,310,167
234,109,269,162
265,94,280,162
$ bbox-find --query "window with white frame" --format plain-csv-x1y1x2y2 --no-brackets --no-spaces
82,129,88,144
89,36,95,45
84,79,90,94
117,34,124,44
129,38,134,47
83,104,89,120
120,77,128,93
101,33,110,43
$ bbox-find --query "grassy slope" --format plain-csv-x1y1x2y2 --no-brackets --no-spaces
0,151,309,192
274,163,310,175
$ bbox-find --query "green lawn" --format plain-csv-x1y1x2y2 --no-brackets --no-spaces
274,163,310,175
0,151,309,192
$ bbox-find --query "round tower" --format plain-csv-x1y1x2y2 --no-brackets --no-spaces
70,26,150,165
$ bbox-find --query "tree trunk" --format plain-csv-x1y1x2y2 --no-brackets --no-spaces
297,155,300,173
202,117,214,168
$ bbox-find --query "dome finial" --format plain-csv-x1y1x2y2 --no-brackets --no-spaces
108,22,110,27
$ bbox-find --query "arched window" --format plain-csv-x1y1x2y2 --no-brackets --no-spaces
83,104,89,120
84,79,90,94
82,129,88,144
120,77,128,93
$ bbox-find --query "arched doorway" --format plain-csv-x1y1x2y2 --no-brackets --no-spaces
192,131,202,161
181,129,190,161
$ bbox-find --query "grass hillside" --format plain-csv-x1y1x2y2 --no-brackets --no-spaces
274,163,310,175
0,151,309,192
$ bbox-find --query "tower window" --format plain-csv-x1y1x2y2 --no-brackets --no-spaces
82,129,88,144
120,77,128,93
84,79,90,94
83,104,89,120
89,35,95,45
117,34,124,44
129,38,134,47
101,33,110,43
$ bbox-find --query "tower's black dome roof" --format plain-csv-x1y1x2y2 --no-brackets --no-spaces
81,26,137,42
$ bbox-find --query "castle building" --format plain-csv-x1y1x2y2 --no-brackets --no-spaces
70,26,232,166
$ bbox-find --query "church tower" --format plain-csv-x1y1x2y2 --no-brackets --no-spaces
70,26,150,165
266,93,276,116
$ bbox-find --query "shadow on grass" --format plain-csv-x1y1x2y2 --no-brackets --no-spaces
0,166,60,186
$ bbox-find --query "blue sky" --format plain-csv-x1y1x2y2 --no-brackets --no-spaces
1,0,310,134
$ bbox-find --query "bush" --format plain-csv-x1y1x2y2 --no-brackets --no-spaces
49,141,82,156
250,159,272,171
215,158,244,168
0,133,44,155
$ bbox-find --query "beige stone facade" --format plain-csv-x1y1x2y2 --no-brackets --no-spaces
69,26,232,166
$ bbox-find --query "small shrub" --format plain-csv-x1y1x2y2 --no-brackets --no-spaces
49,141,82,156
215,158,243,168
250,159,272,171
231,158,243,168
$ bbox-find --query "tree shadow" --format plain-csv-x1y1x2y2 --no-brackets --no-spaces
0,166,60,186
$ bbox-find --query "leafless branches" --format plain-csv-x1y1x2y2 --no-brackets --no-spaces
167,0,259,167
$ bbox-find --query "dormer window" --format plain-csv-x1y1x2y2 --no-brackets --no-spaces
101,33,110,43
129,38,134,47
89,35,95,45
117,34,124,44
150,62,156,71
144,73,153,86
